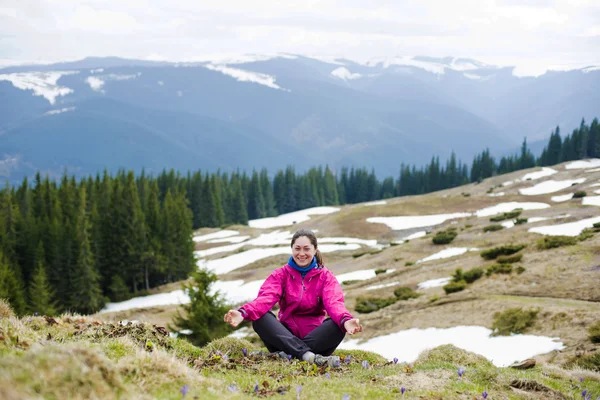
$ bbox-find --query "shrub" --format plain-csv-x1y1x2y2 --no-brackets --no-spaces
481,244,527,260
443,280,467,294
405,261,414,266
432,229,458,245
483,224,504,232
515,266,526,274
497,253,523,264
486,263,513,275
578,228,595,241
342,280,360,286
536,236,577,250
567,352,600,372
355,296,397,313
352,251,368,258
451,268,464,282
515,218,528,225
374,268,387,275
461,192,471,197
0,299,14,318
594,222,600,228
573,191,587,198
490,211,521,222
491,308,539,336
393,286,420,300
463,268,484,283
589,321,600,343
465,224,473,229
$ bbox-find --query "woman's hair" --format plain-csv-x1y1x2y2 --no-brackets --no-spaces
291,229,324,266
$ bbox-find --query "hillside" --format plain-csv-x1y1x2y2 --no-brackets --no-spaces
3,159,600,398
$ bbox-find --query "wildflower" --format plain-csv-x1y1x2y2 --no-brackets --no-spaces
401,387,406,396
296,384,302,399
582,390,587,397
288,354,293,361
482,391,488,399
458,367,466,378
362,360,369,369
342,395,350,400
223,354,229,362
325,372,331,379
254,381,259,394
227,384,237,392
393,357,398,364
242,348,247,357
579,377,584,382
180,384,189,398
345,355,352,365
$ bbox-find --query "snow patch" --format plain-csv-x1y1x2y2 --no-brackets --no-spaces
44,106,75,116
331,67,362,81
335,268,396,283
249,206,340,229
565,159,600,170
487,192,505,197
364,200,387,206
521,167,557,181
338,326,564,367
365,281,400,291
551,193,574,202
586,168,600,173
529,216,600,237
417,277,452,289
0,71,78,104
205,64,288,91
519,179,586,195
475,202,550,217
86,76,104,91
90,68,104,73
193,230,239,242
582,196,600,206
367,213,471,231
417,247,478,264
207,236,250,244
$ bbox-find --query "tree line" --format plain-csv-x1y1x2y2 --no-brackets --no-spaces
0,117,598,316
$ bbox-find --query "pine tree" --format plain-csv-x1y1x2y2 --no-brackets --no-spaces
247,171,266,220
0,250,26,316
28,242,58,316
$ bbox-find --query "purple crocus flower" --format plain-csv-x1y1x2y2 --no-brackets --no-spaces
458,367,466,378
242,348,247,357
296,384,302,400
579,377,584,382
581,390,587,399
222,354,229,362
180,384,189,398
254,381,259,394
401,387,405,396
342,395,350,400
361,360,369,369
345,355,352,365
393,357,398,364
325,372,331,379
288,354,293,361
227,384,237,392
482,391,488,399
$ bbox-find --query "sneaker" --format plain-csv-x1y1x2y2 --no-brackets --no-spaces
314,354,341,368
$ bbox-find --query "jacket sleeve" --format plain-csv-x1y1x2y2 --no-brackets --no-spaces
238,269,284,321
322,271,354,332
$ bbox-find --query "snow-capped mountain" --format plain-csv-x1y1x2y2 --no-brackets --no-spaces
0,54,598,181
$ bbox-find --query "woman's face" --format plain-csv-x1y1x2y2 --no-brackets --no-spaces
292,236,316,267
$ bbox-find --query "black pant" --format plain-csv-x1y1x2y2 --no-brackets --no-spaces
252,311,346,359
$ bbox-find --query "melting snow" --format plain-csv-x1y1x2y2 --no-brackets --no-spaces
586,168,600,173
367,213,471,231
338,326,564,367
519,179,586,195
487,192,505,197
364,200,387,206
249,207,340,229
205,64,288,91
582,196,600,206
529,216,600,237
0,71,78,104
521,167,557,181
565,159,600,170
207,236,250,244
475,202,550,217
194,243,246,258
502,181,514,187
551,193,574,202
417,248,478,264
366,281,400,291
331,67,362,81
193,230,239,242
417,277,452,289
44,107,75,116
335,268,396,283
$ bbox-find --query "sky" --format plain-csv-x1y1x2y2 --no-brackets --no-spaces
1,0,599,75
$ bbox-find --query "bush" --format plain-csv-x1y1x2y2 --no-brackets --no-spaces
374,268,387,275
589,321,600,343
594,222,600,229
578,228,595,241
451,268,464,282
0,299,14,318
491,308,539,336
515,266,526,274
393,286,420,300
497,253,523,264
486,263,513,276
342,280,360,286
515,218,528,225
567,352,600,372
432,229,458,245
405,261,414,266
463,268,484,283
443,280,467,294
481,244,527,260
573,191,587,198
536,236,577,250
355,296,397,313
490,211,521,222
483,224,504,232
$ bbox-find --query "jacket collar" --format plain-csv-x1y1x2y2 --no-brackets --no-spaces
284,263,324,280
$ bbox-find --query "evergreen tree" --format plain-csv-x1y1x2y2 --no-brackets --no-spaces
0,251,26,316
28,242,58,316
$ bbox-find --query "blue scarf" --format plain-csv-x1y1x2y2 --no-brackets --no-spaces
288,256,317,278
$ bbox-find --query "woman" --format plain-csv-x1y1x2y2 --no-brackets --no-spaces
223,229,363,367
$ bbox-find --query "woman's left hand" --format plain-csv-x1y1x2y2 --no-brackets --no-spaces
344,318,363,335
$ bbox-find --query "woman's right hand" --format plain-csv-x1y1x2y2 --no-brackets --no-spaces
223,309,244,327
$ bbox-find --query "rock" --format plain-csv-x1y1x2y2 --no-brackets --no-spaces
509,359,536,369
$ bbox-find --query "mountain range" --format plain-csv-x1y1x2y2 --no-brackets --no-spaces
0,54,598,181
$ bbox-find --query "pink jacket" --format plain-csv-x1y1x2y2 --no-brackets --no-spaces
239,264,354,339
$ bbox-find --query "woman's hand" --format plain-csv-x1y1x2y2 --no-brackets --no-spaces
344,318,363,335
223,309,244,327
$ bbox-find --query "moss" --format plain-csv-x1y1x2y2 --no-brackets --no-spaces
536,236,577,250
481,244,527,260
497,253,523,264
393,287,420,300
491,308,538,336
104,340,135,361
355,297,397,314
486,263,513,276
589,321,600,343
432,229,458,245
443,280,467,294
483,224,504,232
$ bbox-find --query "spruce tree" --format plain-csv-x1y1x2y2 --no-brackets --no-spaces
0,251,26,316
28,243,58,316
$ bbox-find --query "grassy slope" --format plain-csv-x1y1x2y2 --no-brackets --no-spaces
2,302,599,399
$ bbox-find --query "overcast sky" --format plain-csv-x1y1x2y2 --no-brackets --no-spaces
1,0,599,75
